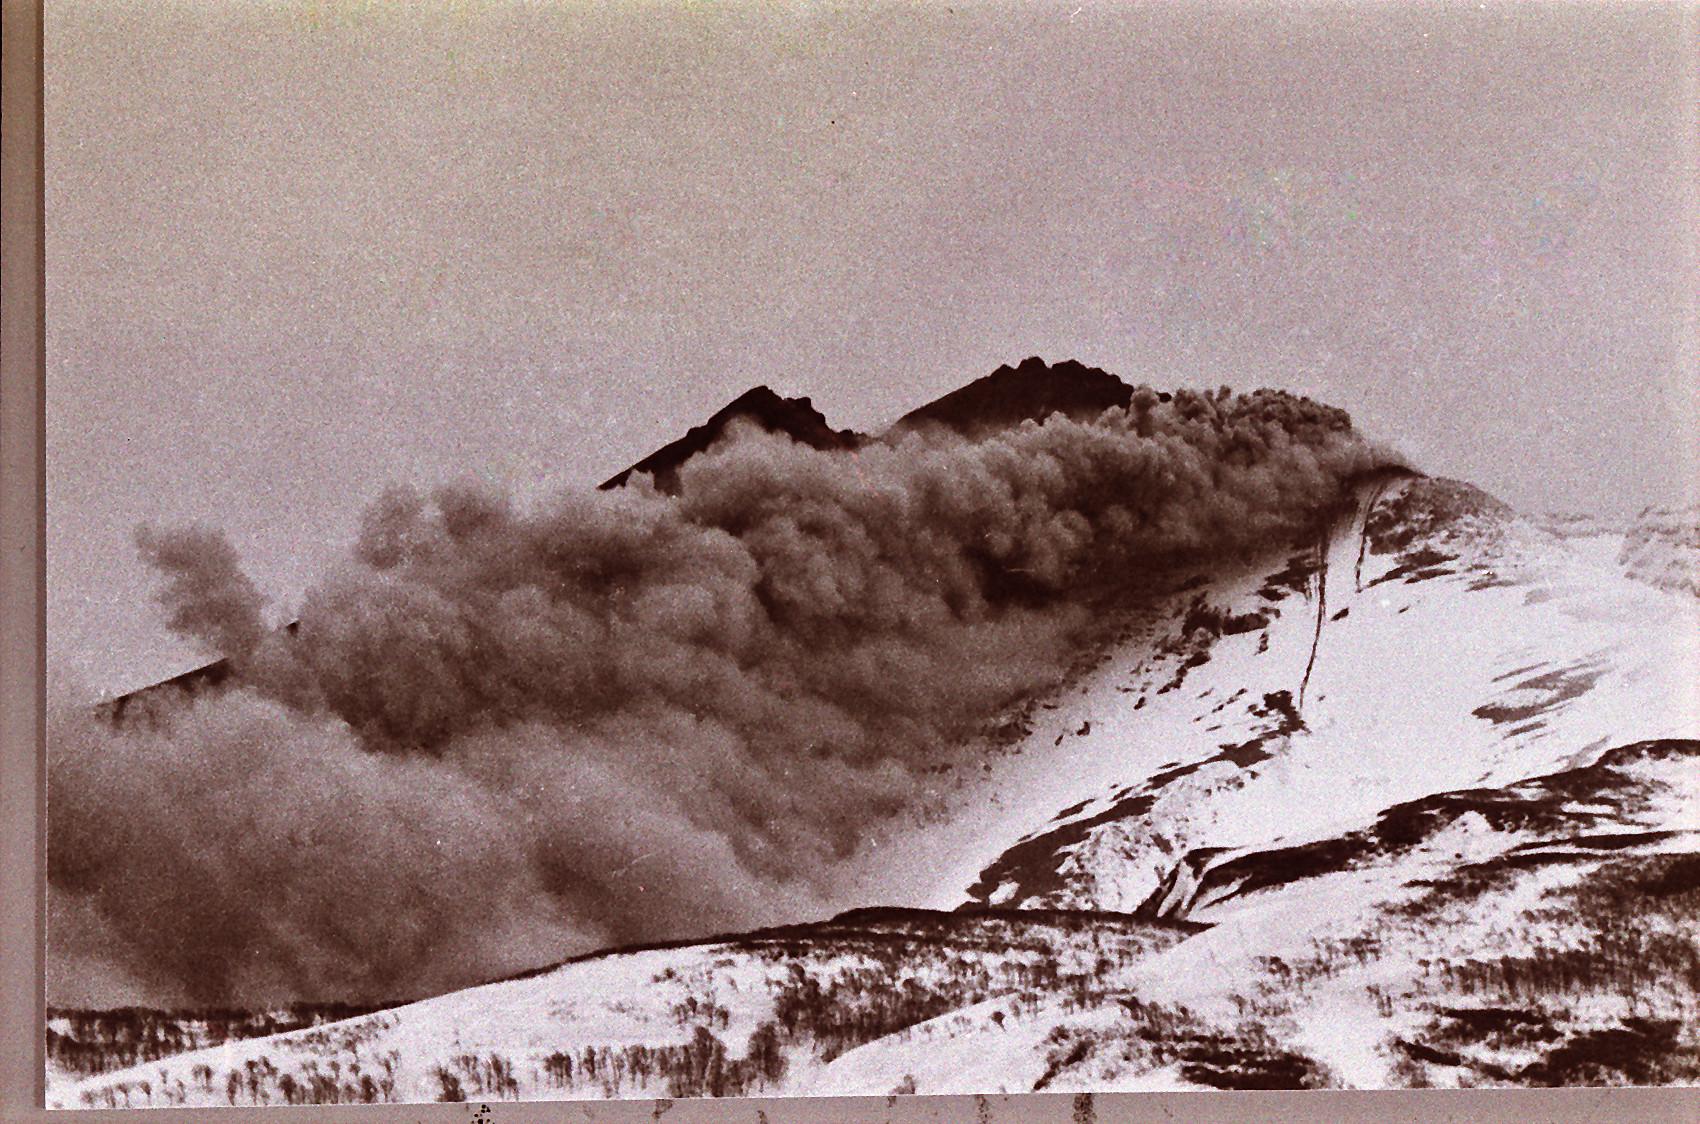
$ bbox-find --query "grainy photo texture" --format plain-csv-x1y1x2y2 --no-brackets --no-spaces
43,1,1698,1108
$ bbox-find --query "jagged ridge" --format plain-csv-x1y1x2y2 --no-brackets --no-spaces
598,385,864,493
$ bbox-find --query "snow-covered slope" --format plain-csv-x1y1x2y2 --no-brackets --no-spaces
959,476,1695,917
53,475,1700,1106
1536,504,1699,600
1618,506,1700,599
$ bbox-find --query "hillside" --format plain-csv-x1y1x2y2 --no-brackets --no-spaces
52,465,1700,1105
1618,506,1700,599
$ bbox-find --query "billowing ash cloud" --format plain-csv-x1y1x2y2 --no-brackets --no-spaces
132,524,269,661
49,385,1395,1007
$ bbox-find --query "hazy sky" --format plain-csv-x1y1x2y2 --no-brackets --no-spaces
47,1,1698,696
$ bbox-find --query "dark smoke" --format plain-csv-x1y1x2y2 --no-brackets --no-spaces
132,524,268,661
49,386,1394,1007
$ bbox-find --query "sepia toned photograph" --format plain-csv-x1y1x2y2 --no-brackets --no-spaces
39,0,1698,1111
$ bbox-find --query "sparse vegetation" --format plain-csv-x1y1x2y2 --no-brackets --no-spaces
1397,851,1700,1086
73,1028,402,1109
46,1001,388,1080
1035,996,1335,1091
530,1023,787,1099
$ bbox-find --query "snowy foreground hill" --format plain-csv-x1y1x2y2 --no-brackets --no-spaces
54,470,1699,1106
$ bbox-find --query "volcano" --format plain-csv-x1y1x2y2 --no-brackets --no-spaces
54,362,1700,1105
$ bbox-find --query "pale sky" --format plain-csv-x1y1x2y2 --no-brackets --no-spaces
47,1,1699,697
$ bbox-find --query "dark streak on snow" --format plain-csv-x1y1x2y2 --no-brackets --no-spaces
1472,661,1607,727
970,694,1305,908
1139,740,1698,918
964,792,1159,906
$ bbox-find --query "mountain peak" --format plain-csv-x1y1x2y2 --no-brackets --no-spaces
602,358,1164,493
890,357,1141,439
600,385,863,492
722,384,787,409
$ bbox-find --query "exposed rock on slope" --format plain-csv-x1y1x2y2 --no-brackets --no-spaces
890,356,1140,439
599,385,865,493
1619,506,1699,598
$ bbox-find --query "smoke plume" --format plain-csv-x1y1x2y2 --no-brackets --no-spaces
49,386,1392,1007
132,524,268,661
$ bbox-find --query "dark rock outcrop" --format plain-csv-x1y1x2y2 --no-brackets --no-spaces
891,356,1141,440
599,385,864,494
